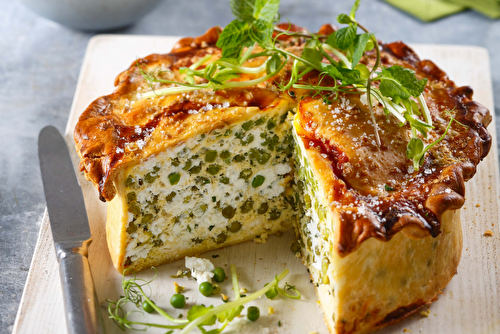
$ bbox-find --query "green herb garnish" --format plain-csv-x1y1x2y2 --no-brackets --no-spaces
137,0,446,172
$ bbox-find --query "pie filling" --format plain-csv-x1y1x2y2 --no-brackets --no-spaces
121,107,297,267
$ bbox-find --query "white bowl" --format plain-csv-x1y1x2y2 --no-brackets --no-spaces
20,0,163,31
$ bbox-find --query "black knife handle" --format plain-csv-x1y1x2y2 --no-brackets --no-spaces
56,240,106,334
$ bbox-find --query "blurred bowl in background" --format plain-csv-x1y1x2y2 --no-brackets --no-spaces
19,0,163,31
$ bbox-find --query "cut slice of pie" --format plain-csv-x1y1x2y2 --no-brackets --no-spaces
74,26,491,333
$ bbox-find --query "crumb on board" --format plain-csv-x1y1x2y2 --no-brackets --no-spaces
476,203,481,207
403,329,412,333
253,233,268,243
268,306,275,315
420,309,431,317
484,230,494,237
174,282,185,293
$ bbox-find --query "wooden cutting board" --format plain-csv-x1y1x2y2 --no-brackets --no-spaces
13,36,500,334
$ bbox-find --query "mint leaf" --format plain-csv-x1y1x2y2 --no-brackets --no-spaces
230,0,256,23
339,67,361,85
326,31,338,49
302,47,323,64
351,33,372,67
216,20,252,58
379,65,427,102
350,0,361,18
253,0,280,22
319,63,343,80
187,305,217,326
249,19,273,47
334,25,357,50
337,13,351,24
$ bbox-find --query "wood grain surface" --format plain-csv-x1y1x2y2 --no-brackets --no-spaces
12,36,500,334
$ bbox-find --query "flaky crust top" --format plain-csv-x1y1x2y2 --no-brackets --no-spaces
294,40,491,255
74,25,491,254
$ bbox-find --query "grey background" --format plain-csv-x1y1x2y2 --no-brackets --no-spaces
1,0,499,332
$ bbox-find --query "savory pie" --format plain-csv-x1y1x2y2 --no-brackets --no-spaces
74,25,491,333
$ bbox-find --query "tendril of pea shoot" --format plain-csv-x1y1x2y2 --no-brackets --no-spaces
106,265,298,333
135,0,457,171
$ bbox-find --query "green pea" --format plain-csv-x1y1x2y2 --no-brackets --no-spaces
125,176,135,187
242,120,254,131
126,192,136,203
207,164,221,175
205,150,217,162
195,176,210,185
220,176,230,184
189,165,201,174
153,239,163,247
255,117,265,126
222,206,235,219
280,112,288,124
169,172,181,185
227,221,242,233
126,222,137,234
224,129,232,136
240,199,254,213
239,168,253,180
142,301,155,313
127,203,141,216
257,202,268,214
191,237,203,244
269,209,281,220
267,119,276,130
250,148,271,165
170,293,186,308
219,150,230,160
213,267,226,283
252,175,265,188
142,214,153,224
183,160,192,170
214,232,227,244
290,240,301,253
233,154,245,162
240,133,254,146
247,306,260,321
171,157,180,167
166,191,176,202
144,172,158,183
199,282,214,297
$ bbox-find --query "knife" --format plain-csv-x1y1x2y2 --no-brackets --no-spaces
38,126,106,334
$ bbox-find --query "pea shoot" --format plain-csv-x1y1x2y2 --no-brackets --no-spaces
170,293,186,309
247,306,260,321
199,281,214,297
107,265,299,334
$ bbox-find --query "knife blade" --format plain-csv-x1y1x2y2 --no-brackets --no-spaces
38,125,105,334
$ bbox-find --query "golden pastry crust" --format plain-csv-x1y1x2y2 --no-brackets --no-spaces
293,41,491,257
75,24,490,255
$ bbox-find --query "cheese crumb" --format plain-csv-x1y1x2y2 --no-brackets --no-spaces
268,306,275,315
484,230,494,237
185,256,215,284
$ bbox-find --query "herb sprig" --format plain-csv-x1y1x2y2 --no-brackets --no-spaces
137,0,450,171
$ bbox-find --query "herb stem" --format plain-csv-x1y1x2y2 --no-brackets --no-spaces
353,20,381,146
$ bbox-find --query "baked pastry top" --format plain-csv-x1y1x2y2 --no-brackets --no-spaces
74,25,491,254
